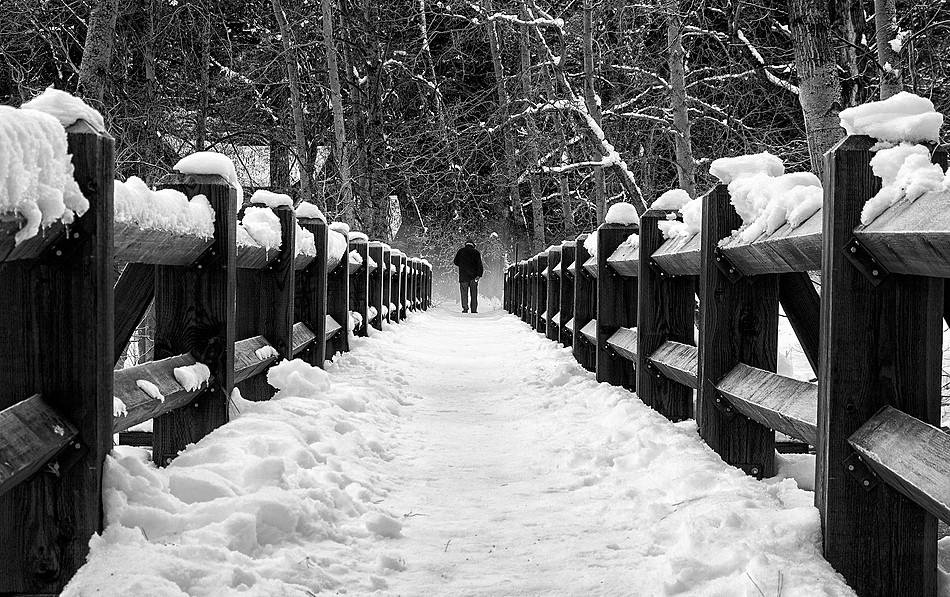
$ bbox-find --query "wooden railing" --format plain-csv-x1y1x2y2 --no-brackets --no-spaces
0,120,432,595
504,135,950,597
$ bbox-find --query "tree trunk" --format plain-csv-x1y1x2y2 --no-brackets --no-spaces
788,0,843,178
322,0,354,220
416,0,448,141
196,12,210,151
873,0,902,98
79,0,122,106
273,0,314,206
582,0,606,223
666,0,696,198
830,0,862,107
520,2,545,251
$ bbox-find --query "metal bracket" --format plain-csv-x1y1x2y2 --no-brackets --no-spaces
52,438,88,475
39,223,88,265
711,392,737,421
649,258,674,279
843,451,880,491
843,238,889,286
713,248,743,283
736,462,765,479
604,343,620,359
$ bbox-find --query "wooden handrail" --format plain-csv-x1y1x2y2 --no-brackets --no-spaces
0,395,78,499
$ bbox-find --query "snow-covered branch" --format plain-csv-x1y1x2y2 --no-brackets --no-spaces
736,29,799,95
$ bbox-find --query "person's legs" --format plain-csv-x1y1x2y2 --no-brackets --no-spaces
459,281,469,312
470,280,478,313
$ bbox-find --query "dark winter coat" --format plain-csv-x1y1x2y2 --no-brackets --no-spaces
453,245,484,282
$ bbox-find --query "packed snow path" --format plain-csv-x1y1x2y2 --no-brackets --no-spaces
66,304,858,596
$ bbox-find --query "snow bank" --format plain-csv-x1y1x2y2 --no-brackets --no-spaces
711,154,823,244
839,91,943,143
21,86,105,132
249,189,293,209
657,196,703,240
0,105,89,243
240,206,281,251
605,202,639,225
114,177,215,238
267,358,330,399
652,189,691,210
327,229,347,267
173,152,244,205
295,201,326,222
860,143,949,225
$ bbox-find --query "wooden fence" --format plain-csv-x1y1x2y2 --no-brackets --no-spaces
0,121,432,594
504,135,950,597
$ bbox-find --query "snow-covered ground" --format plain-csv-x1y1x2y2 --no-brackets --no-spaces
68,300,950,596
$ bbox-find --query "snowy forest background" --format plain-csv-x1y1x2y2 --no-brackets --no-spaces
2,0,948,292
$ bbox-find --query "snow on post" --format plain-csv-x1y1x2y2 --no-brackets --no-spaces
604,202,640,225
240,206,282,251
838,91,943,144
114,177,215,238
295,201,326,222
173,152,244,205
21,86,105,132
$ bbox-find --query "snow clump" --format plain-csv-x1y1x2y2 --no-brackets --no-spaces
173,152,244,205
605,202,640,225
295,201,326,222
135,379,164,402
349,230,369,242
173,362,211,392
583,230,598,258
267,358,331,399
657,196,703,240
839,91,943,144
21,86,105,132
240,206,282,251
250,189,293,209
329,221,350,236
349,250,364,267
860,143,949,225
616,232,640,253
114,177,215,238
0,105,89,243
113,397,128,418
295,223,316,257
652,189,691,210
255,345,278,361
327,229,348,268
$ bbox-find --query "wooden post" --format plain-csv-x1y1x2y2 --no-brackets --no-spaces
536,252,548,333
368,242,384,330
349,239,370,337
236,205,295,401
425,262,432,309
818,135,940,596
573,234,597,371
559,240,575,347
0,122,114,594
546,247,561,341
399,253,408,320
389,251,401,323
295,218,328,367
527,257,537,326
326,239,350,357
409,258,418,311
152,173,236,466
697,185,777,478
515,262,524,319
596,223,638,388
637,210,695,421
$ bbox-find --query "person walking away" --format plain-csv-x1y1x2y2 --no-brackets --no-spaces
453,239,484,313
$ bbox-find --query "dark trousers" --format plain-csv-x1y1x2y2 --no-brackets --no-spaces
460,280,478,312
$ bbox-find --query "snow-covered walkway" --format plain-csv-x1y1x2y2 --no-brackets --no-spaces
67,304,858,596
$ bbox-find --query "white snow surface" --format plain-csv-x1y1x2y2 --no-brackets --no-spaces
604,201,640,225
0,105,89,243
709,152,784,184
295,223,316,257
235,224,259,249
583,229,598,258
113,397,128,419
327,229,348,267
861,142,950,225
173,363,211,392
349,231,369,242
349,250,364,266
240,207,282,251
173,152,244,205
114,177,215,238
254,345,278,361
329,221,350,236
67,308,866,596
295,202,326,222
658,196,703,240
839,91,943,143
249,189,293,209
616,231,640,252
367,255,378,270
135,379,164,403
652,188,691,210
21,86,105,132
724,171,823,244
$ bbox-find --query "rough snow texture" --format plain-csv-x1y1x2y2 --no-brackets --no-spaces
327,229,347,267
350,311,364,331
652,189,691,210
295,202,326,222
295,224,316,257
367,255,378,270
266,358,331,399
349,231,369,242
349,250,364,267
21,86,105,132
254,345,279,361
240,207,282,251
709,152,784,184
583,230,598,259
249,189,293,209
604,202,640,225
839,91,943,143
0,105,89,243
173,152,244,205
113,397,128,419
861,143,950,225
115,177,215,238
135,380,164,403
235,224,259,249
616,232,640,252
329,221,350,236
657,197,704,240
173,363,211,392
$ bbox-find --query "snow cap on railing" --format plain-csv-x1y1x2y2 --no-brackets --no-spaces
173,152,244,206
115,176,214,238
329,221,350,236
604,202,639,225
651,189,691,211
348,230,369,242
839,91,943,144
240,206,282,251
295,202,326,222
250,189,293,209
295,223,316,257
21,86,105,132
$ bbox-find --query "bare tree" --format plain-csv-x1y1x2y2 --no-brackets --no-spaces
79,0,122,106
322,0,354,220
874,0,903,98
666,0,696,197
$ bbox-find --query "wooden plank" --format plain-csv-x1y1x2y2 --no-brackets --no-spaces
292,322,316,356
818,135,940,596
152,173,236,468
717,210,822,275
114,262,155,364
550,311,560,326
648,341,698,389
0,121,114,594
779,272,820,376
637,209,695,422
368,243,385,330
651,232,701,276
113,221,212,265
0,395,78,499
293,252,316,271
113,354,210,434
849,406,950,526
606,327,637,362
716,363,818,446
294,218,327,368
582,255,598,278
606,241,639,277
580,319,597,345
236,242,272,269
559,241,576,347
326,315,343,340
0,215,66,262
699,185,778,478
572,234,597,371
597,223,638,389
564,317,576,334
854,187,950,277
235,206,295,402
233,336,277,385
